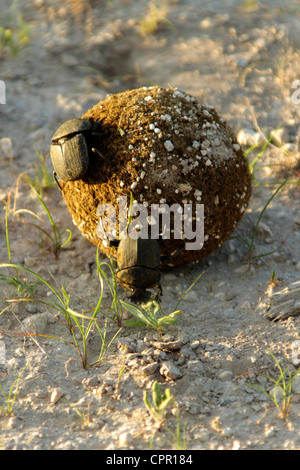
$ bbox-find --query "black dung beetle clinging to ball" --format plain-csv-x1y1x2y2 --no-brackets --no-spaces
50,118,104,185
50,118,91,182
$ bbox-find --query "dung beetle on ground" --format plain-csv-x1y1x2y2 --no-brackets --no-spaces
105,236,162,301
116,237,161,292
50,118,104,186
114,237,184,301
98,218,183,300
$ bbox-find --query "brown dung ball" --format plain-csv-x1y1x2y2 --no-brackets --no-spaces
57,86,251,268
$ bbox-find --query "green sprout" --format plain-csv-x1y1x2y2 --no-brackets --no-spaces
122,299,183,330
144,380,175,428
248,351,300,419
0,362,28,416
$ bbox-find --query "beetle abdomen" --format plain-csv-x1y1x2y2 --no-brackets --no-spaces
117,266,160,290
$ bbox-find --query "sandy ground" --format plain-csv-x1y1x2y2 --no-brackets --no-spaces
0,0,300,450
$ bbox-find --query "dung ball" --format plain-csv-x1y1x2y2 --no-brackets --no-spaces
56,86,251,268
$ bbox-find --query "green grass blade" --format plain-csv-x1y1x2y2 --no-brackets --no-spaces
249,178,288,260
175,271,204,309
5,193,12,264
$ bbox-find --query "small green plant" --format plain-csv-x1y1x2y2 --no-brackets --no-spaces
0,273,40,299
245,124,299,187
70,400,92,427
115,344,127,391
0,362,28,416
122,299,183,330
89,319,121,369
144,380,175,428
174,271,204,310
119,271,203,330
242,0,259,11
248,178,288,261
145,383,192,450
57,284,121,369
0,262,120,369
23,151,56,196
270,264,277,286
162,410,188,450
97,258,203,330
97,256,123,327
139,1,173,36
248,351,300,419
0,0,31,57
246,134,277,184
15,185,72,257
0,193,40,298
234,178,288,262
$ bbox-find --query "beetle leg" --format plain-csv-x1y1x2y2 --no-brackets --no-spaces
91,147,110,163
152,283,163,301
53,171,62,191
157,282,163,297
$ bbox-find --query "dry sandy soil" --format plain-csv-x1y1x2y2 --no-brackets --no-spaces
0,0,300,450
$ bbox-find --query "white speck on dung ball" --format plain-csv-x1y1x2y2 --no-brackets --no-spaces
164,140,174,152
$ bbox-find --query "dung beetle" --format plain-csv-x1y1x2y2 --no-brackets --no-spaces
113,237,183,300
98,219,183,300
116,237,161,293
50,118,103,185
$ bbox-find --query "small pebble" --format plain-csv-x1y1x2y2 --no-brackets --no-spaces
119,431,134,447
164,140,175,152
21,312,51,335
50,388,65,404
141,362,158,376
160,361,182,380
87,422,99,430
219,370,233,381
